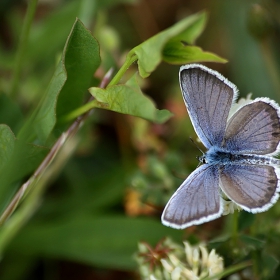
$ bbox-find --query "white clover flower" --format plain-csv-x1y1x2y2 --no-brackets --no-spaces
135,238,224,280
228,93,253,120
222,198,242,215
207,249,224,277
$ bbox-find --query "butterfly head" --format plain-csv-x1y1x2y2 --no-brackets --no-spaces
198,155,207,164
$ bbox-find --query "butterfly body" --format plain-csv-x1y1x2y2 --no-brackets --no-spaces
162,64,280,229
203,146,237,165
202,147,280,166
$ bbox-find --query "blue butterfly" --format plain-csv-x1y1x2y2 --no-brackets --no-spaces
161,64,280,229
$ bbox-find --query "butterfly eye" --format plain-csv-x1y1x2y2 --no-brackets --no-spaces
197,155,206,164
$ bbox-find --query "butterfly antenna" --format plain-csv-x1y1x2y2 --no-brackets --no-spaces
189,137,204,155
189,137,205,168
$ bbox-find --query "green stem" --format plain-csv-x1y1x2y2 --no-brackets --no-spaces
202,260,252,280
0,136,79,252
62,53,138,122
9,0,38,98
60,99,99,123
0,69,112,228
0,177,41,250
107,52,138,86
231,210,239,247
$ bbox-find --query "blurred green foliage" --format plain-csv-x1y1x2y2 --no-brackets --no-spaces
0,0,280,279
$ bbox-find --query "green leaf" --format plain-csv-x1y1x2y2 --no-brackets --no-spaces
238,211,255,231
240,234,265,250
202,261,252,280
261,252,279,279
18,61,66,144
168,13,206,45
9,214,182,270
128,11,225,78
0,93,23,132
55,19,101,120
0,142,48,214
26,0,136,65
163,44,227,64
19,18,101,145
0,125,48,213
26,1,82,65
0,125,16,170
89,74,173,123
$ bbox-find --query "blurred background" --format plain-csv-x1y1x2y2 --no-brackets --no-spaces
1,0,280,279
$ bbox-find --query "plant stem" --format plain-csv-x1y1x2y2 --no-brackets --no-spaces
0,136,79,252
107,52,138,86
60,99,99,123
9,0,38,98
0,69,113,226
62,53,138,122
231,210,239,247
203,260,252,280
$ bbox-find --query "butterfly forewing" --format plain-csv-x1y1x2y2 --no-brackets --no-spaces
180,64,237,149
223,99,280,155
161,165,222,229
219,164,280,212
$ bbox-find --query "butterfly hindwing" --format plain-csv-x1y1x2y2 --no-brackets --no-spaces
161,164,222,229
219,164,280,212
223,99,280,155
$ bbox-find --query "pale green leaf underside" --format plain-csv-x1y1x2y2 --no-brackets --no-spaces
89,75,173,123
163,44,227,64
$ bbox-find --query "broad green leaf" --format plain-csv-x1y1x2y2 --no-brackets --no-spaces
129,11,225,78
27,1,82,64
202,261,252,280
163,44,227,64
160,11,224,64
0,125,48,213
261,252,279,279
55,19,101,120
19,19,101,145
89,74,173,123
9,214,182,270
0,125,16,170
240,234,265,250
0,139,48,214
18,61,66,144
238,211,255,231
26,0,136,64
0,93,23,132
165,13,206,45
209,234,230,249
